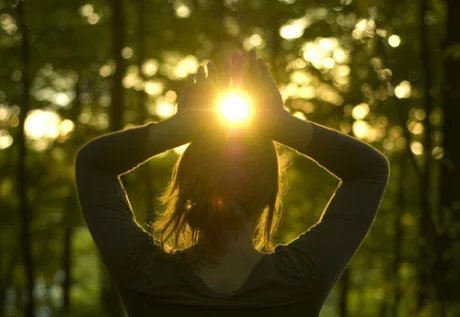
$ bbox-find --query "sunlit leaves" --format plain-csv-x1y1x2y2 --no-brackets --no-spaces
352,103,370,120
24,110,75,150
243,33,265,50
160,53,199,80
173,0,192,18
388,34,402,48
0,13,17,35
144,81,164,96
32,65,77,108
154,101,176,119
79,3,101,25
141,59,159,77
394,80,412,99
0,130,13,149
279,17,311,40
352,18,376,40
301,38,349,78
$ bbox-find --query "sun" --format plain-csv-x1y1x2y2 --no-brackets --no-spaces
216,89,253,126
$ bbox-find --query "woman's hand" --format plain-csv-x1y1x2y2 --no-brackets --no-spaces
173,62,222,139
229,50,294,139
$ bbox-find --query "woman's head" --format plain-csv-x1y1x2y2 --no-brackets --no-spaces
153,133,285,257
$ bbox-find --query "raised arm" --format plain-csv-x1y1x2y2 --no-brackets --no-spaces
74,65,218,285
241,52,389,304
74,117,188,283
275,116,389,303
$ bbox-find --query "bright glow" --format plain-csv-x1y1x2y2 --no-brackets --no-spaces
217,90,253,125
290,71,311,85
173,143,189,155
144,80,164,96
0,130,13,150
410,122,424,135
395,80,412,99
352,19,375,39
243,33,265,50
410,141,424,156
54,92,71,107
0,104,10,121
156,101,176,119
279,17,310,40
79,4,94,17
302,37,348,71
59,119,75,136
352,120,370,139
351,103,370,120
25,110,61,140
388,35,401,48
175,3,191,18
174,55,199,79
142,59,159,76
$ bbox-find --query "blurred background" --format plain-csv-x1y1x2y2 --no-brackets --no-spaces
1,0,459,316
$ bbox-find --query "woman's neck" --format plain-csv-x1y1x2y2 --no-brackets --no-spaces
186,220,261,266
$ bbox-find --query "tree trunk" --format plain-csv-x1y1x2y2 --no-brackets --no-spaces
100,0,126,315
390,155,406,317
109,0,126,132
416,0,437,311
439,0,460,314
136,0,155,218
61,194,75,313
60,72,83,315
15,1,35,316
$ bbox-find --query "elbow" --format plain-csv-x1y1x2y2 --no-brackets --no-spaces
75,143,93,170
372,151,390,184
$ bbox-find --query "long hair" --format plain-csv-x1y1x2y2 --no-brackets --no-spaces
152,133,286,258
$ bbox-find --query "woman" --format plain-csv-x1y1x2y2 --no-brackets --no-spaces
75,51,389,316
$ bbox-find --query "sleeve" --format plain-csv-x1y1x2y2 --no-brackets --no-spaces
281,122,389,303
74,123,162,285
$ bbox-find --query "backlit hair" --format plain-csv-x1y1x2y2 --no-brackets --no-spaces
152,134,285,258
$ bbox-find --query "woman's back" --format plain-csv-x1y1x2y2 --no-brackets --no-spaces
74,56,389,316
114,245,323,317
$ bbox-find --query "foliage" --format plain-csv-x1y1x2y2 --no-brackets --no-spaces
0,0,458,316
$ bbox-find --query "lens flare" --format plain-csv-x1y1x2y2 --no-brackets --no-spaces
216,89,253,125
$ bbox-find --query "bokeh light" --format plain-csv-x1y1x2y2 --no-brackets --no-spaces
25,110,61,140
155,101,176,119
352,103,370,120
279,17,311,40
0,130,13,150
352,120,370,140
174,1,191,18
395,80,412,99
388,34,401,48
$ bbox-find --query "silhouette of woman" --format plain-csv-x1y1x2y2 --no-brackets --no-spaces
75,50,389,316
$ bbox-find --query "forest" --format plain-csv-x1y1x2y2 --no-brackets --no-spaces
0,0,459,316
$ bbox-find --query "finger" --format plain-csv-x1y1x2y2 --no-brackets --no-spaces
257,58,276,86
180,75,195,94
221,59,232,88
207,62,218,83
178,75,195,107
239,49,259,91
197,66,206,83
248,49,259,77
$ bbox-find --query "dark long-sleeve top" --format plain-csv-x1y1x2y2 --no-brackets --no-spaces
74,120,389,317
